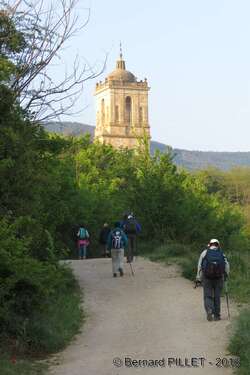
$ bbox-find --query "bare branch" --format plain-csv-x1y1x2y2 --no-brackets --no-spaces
1,0,106,121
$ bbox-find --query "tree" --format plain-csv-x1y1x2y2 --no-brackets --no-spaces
1,0,106,121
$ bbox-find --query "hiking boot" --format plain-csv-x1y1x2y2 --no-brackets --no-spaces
207,311,213,321
113,273,117,277
214,315,221,321
119,268,124,277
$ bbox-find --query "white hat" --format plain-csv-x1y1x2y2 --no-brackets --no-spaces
210,238,220,245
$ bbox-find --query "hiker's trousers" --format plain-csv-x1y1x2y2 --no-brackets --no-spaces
203,277,223,317
101,243,110,257
79,245,87,258
111,248,124,274
127,235,136,263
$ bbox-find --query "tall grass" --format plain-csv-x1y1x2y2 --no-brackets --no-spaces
140,240,194,261
0,354,47,375
229,309,250,375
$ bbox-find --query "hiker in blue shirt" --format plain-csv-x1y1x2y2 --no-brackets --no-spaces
107,222,128,277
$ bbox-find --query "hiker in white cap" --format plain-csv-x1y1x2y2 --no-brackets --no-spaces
196,239,230,321
122,212,141,263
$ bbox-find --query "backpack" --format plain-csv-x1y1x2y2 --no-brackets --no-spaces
78,227,87,240
124,218,137,235
202,249,226,279
111,230,123,250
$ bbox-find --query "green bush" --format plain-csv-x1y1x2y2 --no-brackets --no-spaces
14,216,56,262
137,240,160,255
0,219,83,355
227,232,250,253
148,245,170,263
25,266,83,353
227,253,250,302
179,255,198,281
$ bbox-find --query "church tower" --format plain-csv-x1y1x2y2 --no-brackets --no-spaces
94,48,150,149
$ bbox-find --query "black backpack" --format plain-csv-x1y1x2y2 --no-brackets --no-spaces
124,218,137,235
202,249,226,279
111,230,123,249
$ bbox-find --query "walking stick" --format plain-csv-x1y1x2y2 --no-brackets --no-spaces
224,279,231,320
129,262,135,277
194,280,202,289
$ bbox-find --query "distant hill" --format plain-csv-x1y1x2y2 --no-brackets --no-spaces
45,122,95,137
43,122,250,171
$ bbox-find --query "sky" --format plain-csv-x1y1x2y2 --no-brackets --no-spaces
47,0,250,151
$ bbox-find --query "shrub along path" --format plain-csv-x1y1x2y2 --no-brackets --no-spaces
49,258,237,375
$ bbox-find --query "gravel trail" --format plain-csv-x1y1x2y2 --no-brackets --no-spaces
50,258,236,375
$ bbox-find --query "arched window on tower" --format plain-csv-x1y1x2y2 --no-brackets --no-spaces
106,106,109,123
125,96,132,125
101,99,105,124
115,105,119,122
139,106,143,124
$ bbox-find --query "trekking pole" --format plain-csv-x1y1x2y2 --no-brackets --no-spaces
224,279,231,320
129,262,135,277
194,280,201,289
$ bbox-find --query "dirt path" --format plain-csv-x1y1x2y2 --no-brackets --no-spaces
49,258,236,375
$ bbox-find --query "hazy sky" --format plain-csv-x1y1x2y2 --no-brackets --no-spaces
51,0,250,151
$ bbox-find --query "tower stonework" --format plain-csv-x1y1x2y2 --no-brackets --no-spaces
94,52,150,149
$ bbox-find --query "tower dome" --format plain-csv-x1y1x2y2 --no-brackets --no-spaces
107,51,136,82
108,68,135,82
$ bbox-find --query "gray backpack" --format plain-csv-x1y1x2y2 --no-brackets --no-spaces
111,230,123,249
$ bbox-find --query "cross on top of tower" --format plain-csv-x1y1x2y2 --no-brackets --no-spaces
119,41,123,59
117,42,125,70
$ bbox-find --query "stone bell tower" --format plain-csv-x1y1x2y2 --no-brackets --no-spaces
94,47,150,149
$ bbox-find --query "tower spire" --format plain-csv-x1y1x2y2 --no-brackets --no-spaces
119,41,123,59
116,42,125,70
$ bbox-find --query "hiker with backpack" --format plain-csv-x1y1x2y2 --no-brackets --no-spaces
107,222,128,277
123,213,141,263
99,223,111,257
196,238,230,321
77,225,90,259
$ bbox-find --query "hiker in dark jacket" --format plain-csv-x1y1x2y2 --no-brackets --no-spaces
122,213,141,263
107,222,128,277
196,238,230,321
99,223,111,257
